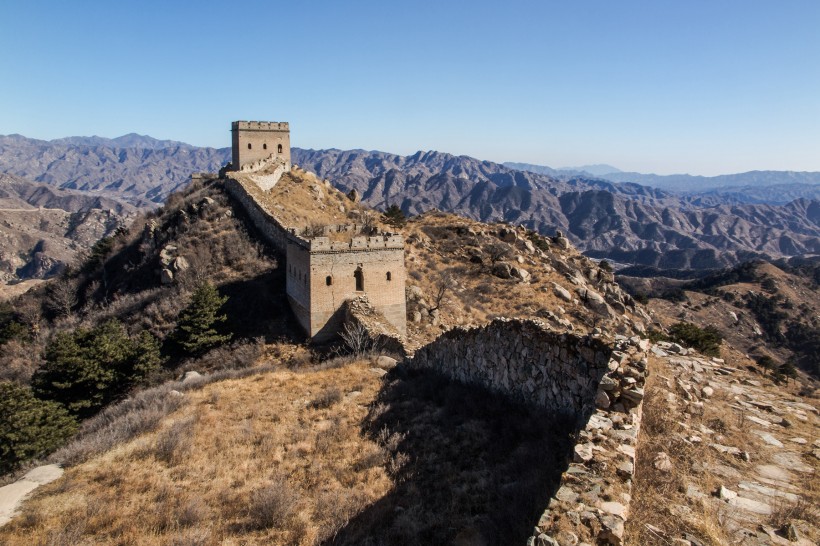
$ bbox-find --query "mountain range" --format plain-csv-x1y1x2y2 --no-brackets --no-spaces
1,133,818,273
505,161,820,204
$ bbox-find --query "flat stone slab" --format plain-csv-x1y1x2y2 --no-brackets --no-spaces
0,464,64,526
737,481,799,503
728,496,772,515
771,452,814,473
755,464,794,483
754,431,784,448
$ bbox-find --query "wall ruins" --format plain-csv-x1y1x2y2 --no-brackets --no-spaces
407,318,649,545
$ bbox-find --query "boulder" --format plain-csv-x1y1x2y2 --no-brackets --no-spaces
172,256,189,272
492,262,513,279
182,371,203,384
511,267,531,283
160,268,174,285
552,283,573,302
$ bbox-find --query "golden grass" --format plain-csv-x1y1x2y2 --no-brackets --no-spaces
401,211,626,348
243,168,384,237
0,361,392,545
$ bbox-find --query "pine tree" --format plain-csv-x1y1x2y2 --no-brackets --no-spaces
383,204,407,228
777,360,798,383
32,320,163,417
0,382,77,472
173,282,231,356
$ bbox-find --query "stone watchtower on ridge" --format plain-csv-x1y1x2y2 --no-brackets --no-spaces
221,120,407,342
231,121,291,170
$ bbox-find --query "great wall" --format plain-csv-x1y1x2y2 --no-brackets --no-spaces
210,121,651,544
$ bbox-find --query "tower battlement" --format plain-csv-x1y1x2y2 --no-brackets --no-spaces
231,120,291,170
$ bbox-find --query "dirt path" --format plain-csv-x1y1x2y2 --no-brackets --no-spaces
0,465,63,527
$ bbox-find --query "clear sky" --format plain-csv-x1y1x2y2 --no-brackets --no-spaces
1,1,818,175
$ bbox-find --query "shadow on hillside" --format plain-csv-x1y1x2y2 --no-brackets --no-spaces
219,268,304,343
325,366,577,546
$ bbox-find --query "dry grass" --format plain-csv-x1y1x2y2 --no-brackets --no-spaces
625,353,819,545
401,211,638,349
0,357,577,545
0,361,391,545
236,168,383,236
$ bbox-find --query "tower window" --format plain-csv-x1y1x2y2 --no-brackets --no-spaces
247,143,252,149
354,268,364,291
326,276,332,286
386,272,392,281
263,143,267,150
277,144,283,153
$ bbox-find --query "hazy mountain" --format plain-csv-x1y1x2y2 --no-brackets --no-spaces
509,160,820,195
294,148,820,269
602,169,820,192
559,164,622,176
0,134,230,206
502,162,622,178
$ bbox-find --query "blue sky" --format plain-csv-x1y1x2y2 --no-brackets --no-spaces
1,1,818,175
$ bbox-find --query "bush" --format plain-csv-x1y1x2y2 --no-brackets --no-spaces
668,322,723,357
248,478,300,530
172,283,231,357
0,382,77,473
760,277,777,293
32,320,163,418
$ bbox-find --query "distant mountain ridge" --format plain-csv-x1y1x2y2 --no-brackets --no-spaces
506,160,820,203
293,148,820,269
1,133,819,270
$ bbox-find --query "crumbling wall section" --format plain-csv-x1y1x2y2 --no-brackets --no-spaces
407,318,649,545
343,296,406,357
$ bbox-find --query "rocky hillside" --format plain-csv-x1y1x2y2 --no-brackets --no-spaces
293,149,820,269
0,174,136,282
623,259,820,378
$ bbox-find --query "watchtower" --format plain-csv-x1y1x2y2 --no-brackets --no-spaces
231,120,291,170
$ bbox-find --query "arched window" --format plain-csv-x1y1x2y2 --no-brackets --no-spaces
247,143,252,149
277,144,283,153
386,272,392,281
326,276,332,286
354,267,364,291
263,143,267,150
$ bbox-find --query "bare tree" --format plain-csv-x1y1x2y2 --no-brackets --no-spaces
486,242,512,267
340,321,374,356
360,211,377,236
302,223,326,238
47,278,78,318
428,271,453,313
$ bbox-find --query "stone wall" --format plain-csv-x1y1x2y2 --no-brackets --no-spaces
406,319,649,545
408,319,612,422
221,176,307,253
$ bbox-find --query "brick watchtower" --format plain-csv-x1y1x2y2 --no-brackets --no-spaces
231,121,291,170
